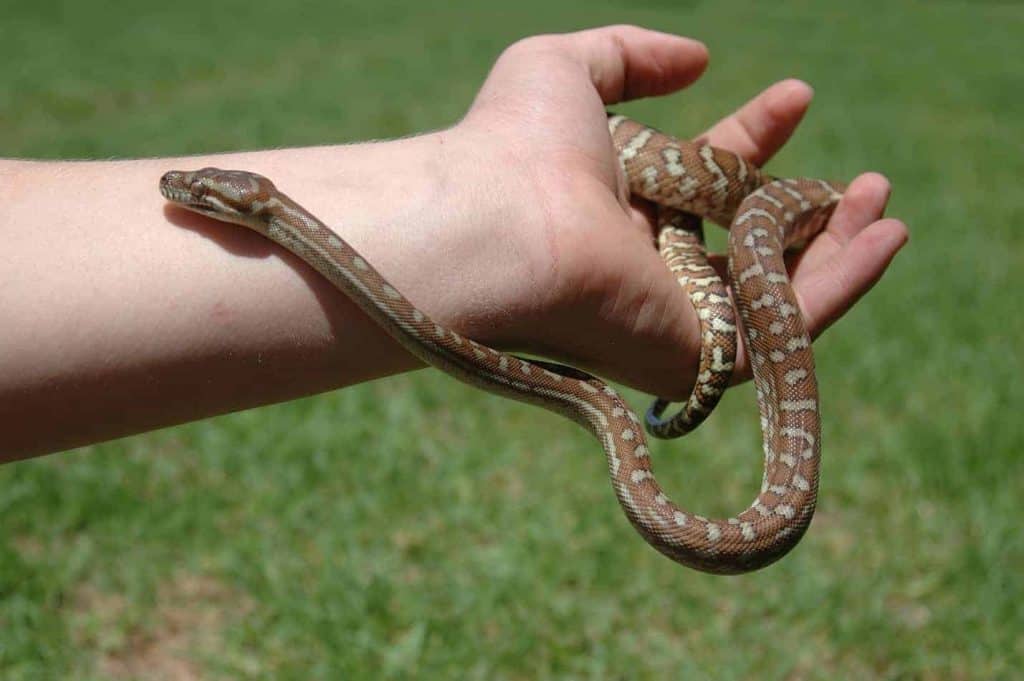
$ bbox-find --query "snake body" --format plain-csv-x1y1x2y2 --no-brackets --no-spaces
160,116,843,574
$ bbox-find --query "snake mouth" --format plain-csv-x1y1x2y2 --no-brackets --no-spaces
159,173,195,202
159,184,192,205
179,202,220,217
159,173,220,216
160,188,217,216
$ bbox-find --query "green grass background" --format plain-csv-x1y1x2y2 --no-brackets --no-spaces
2,1,1021,678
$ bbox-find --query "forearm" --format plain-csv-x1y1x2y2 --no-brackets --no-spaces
0,130,525,460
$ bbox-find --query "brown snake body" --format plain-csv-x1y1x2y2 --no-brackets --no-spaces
160,115,844,574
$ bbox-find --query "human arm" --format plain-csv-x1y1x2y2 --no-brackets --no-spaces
0,26,907,461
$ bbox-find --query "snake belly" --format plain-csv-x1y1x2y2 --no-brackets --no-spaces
159,117,843,574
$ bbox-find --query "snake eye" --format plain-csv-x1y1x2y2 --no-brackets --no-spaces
190,181,207,198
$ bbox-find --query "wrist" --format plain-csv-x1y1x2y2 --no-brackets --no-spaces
338,124,551,349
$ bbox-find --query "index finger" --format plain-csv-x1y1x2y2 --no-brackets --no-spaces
698,79,814,166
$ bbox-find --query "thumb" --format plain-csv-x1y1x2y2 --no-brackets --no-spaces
474,25,708,114
561,25,708,103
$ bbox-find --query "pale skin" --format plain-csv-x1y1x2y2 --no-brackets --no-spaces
0,26,907,461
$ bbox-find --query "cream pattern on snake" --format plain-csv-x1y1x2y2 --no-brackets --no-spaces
160,115,844,574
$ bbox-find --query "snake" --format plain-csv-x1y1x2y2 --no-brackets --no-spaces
159,115,844,574
608,115,838,441
611,115,742,439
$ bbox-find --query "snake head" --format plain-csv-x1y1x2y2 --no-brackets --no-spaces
159,168,278,225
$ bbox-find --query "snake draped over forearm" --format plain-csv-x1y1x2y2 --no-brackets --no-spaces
160,115,844,574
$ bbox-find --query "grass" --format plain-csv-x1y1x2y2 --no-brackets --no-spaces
2,0,1022,678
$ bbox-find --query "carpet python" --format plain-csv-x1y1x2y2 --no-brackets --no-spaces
160,115,843,573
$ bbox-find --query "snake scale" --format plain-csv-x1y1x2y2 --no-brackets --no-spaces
160,115,844,574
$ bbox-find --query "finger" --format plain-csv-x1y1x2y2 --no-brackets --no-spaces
711,172,905,379
698,79,814,166
705,173,891,278
566,25,709,103
789,172,892,275
794,217,908,337
823,172,893,245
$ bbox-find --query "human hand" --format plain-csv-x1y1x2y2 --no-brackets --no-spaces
449,25,907,399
